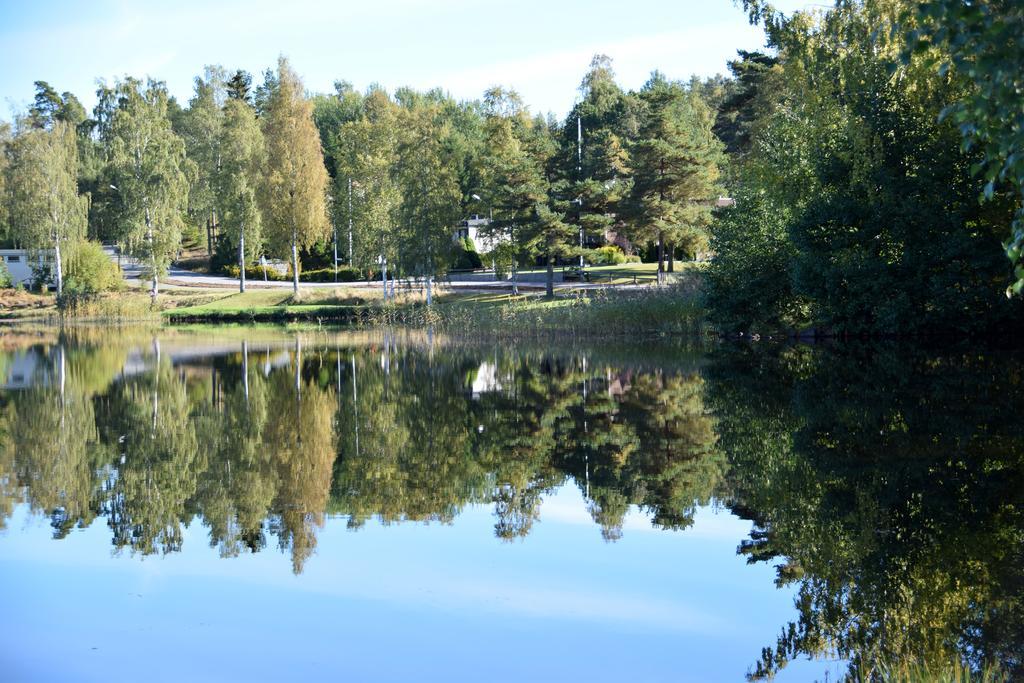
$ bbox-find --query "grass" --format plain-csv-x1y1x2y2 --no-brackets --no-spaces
1,263,709,338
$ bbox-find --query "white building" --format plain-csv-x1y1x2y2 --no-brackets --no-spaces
454,215,502,254
0,249,55,289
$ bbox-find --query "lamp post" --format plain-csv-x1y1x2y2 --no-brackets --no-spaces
471,194,497,280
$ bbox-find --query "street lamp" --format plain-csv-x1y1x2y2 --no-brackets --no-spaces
470,194,497,279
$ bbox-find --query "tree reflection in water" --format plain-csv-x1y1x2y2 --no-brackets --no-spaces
0,334,1020,679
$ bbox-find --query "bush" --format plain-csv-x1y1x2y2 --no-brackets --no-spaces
583,246,627,265
451,238,483,270
298,266,363,282
65,241,123,294
224,264,289,281
0,261,12,289
624,254,642,263
223,264,365,283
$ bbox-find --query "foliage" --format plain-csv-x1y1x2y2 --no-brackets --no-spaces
904,0,1024,294
105,78,189,296
625,74,723,274
713,0,1023,335
216,97,266,277
5,120,87,293
260,57,331,291
583,245,627,265
451,237,483,270
64,239,122,294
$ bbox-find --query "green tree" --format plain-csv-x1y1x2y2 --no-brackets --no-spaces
334,87,402,285
260,57,331,293
226,69,253,104
561,56,634,265
395,101,463,303
216,98,265,292
479,87,551,295
106,79,189,300
177,66,227,262
6,121,87,293
626,75,723,281
905,0,1024,294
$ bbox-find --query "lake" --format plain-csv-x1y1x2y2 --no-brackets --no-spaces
0,327,1020,681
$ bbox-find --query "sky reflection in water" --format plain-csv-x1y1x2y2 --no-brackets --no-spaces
3,328,1018,681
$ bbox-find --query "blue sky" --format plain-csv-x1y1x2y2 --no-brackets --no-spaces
1,0,809,120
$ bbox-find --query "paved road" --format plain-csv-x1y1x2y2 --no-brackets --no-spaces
121,260,649,293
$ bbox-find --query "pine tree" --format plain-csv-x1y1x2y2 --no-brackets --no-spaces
260,57,330,293
106,79,189,300
627,76,723,282
226,70,253,104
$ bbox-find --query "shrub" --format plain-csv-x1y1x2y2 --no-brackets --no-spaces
298,266,363,282
223,264,289,281
0,260,12,288
451,238,483,270
66,241,123,294
582,246,627,265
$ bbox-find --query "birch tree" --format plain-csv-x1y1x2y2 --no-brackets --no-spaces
178,67,227,262
6,120,87,293
396,102,461,304
260,57,330,293
216,98,265,292
106,79,189,300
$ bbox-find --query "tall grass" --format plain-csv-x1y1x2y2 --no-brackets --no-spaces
356,283,707,338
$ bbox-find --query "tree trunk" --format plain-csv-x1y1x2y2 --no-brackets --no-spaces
147,206,158,301
426,274,433,306
667,242,674,273
512,259,519,296
546,254,554,298
381,261,388,301
657,231,665,286
291,230,299,294
53,239,63,295
239,228,246,293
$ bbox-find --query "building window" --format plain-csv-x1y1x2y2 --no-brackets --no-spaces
6,255,20,263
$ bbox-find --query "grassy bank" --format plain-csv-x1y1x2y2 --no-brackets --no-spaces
2,267,706,337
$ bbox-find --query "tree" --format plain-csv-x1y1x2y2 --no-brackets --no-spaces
716,0,1022,335
6,121,87,293
0,122,12,244
479,87,550,295
216,99,265,292
626,76,723,282
904,0,1024,295
260,57,330,293
177,67,227,262
334,87,402,285
226,69,253,104
395,101,462,303
106,79,190,300
561,56,633,264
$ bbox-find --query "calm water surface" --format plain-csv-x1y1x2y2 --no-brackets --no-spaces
0,328,1020,682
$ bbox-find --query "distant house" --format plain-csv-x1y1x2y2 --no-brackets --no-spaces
0,249,55,289
454,215,502,254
